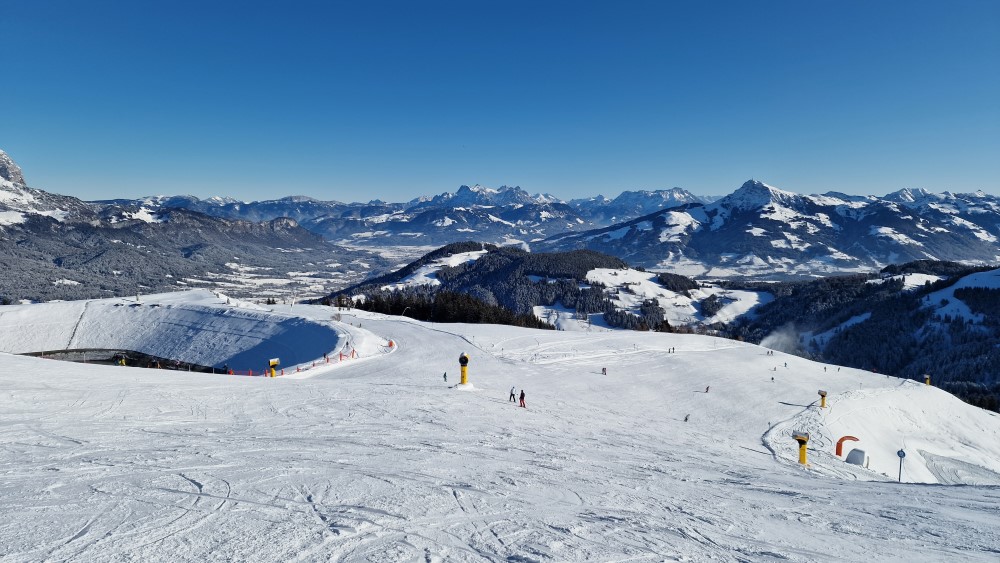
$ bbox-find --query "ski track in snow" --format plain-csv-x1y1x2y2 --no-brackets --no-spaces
0,290,998,561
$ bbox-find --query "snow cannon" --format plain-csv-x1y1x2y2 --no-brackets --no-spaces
925,374,931,386
459,353,470,385
818,390,828,409
793,431,810,465
269,358,280,378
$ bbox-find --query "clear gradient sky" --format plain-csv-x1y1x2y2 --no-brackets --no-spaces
3,0,998,202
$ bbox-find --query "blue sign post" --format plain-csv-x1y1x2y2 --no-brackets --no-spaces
897,449,906,482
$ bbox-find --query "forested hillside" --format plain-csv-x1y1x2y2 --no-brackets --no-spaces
328,243,680,330
727,262,1000,412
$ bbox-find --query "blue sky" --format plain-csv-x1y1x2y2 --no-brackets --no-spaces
3,0,998,202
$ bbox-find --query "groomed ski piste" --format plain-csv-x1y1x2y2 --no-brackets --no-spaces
1,289,998,562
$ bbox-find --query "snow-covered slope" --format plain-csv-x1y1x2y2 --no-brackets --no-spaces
586,267,772,325
0,290,366,373
923,268,1000,322
0,290,998,561
379,249,489,291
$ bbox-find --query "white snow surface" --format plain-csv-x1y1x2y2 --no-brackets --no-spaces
657,213,700,242
0,210,27,225
923,268,1000,323
125,207,165,223
530,267,772,327
870,226,924,247
380,250,488,291
867,273,943,291
0,289,999,561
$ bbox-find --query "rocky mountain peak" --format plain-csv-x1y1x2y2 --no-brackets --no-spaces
885,187,933,203
611,187,702,207
719,179,800,211
433,184,546,207
0,149,26,185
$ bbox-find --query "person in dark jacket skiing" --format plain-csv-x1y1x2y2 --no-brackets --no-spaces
519,390,526,408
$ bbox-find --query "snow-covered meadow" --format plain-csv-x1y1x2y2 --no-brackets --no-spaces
1,290,998,561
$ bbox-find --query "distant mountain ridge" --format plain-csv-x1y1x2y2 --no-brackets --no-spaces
0,150,388,302
95,182,711,248
537,180,1000,278
5,147,1000,279
97,176,1000,277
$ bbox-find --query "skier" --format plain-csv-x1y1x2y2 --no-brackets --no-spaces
602,367,607,375
443,372,447,383
509,386,517,402
684,414,690,422
705,385,710,393
519,390,526,408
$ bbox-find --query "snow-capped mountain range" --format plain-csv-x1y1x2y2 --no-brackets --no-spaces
95,182,713,248
4,148,999,281
101,176,1000,277
93,177,1000,278
538,180,1000,277
0,150,388,303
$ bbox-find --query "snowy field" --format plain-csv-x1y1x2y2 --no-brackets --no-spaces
585,268,773,325
1,290,999,562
